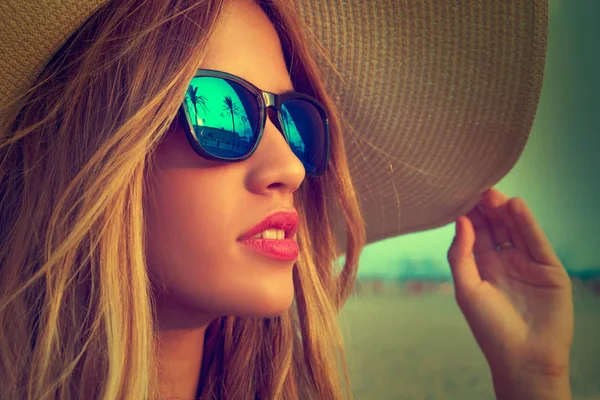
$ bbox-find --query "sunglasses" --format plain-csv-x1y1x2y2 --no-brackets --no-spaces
177,69,330,176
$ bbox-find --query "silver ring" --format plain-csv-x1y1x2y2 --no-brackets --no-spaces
496,241,513,251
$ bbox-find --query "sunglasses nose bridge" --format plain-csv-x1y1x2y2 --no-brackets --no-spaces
261,91,286,138
262,91,282,119
261,91,275,107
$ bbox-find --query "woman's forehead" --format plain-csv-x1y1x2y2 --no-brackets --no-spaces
198,0,294,96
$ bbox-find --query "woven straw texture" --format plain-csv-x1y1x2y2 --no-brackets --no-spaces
0,0,107,131
296,0,547,248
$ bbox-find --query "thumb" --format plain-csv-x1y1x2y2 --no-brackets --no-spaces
447,216,481,296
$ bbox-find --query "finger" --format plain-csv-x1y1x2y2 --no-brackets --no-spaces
480,189,529,252
500,198,528,251
479,189,512,247
507,197,561,265
447,216,482,294
465,203,496,255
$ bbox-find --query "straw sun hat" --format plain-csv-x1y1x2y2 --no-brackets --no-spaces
0,1,548,249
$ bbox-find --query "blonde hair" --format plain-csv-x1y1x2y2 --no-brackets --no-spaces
0,0,365,399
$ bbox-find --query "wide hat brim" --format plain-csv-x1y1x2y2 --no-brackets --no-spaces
296,0,548,250
0,0,548,250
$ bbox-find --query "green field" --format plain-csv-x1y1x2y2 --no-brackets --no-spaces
339,288,600,400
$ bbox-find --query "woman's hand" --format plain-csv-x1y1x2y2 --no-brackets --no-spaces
447,188,574,399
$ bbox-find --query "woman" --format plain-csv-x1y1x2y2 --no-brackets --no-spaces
0,0,573,399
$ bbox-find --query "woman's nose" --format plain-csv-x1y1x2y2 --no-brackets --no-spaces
244,108,306,195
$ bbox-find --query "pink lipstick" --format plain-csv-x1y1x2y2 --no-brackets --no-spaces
237,210,299,261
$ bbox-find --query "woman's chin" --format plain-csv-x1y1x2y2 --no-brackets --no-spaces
227,287,296,318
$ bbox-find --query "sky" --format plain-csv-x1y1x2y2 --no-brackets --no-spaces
356,0,600,278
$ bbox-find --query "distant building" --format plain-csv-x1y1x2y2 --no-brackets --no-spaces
400,276,451,296
353,277,385,296
352,275,453,297
438,282,454,294
373,279,384,293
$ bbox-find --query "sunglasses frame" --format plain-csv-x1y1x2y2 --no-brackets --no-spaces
177,69,330,176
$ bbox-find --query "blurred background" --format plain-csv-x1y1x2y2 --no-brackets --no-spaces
340,1,600,399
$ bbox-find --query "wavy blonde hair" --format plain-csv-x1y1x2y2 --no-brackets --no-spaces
0,0,365,399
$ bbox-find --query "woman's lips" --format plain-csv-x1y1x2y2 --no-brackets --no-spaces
237,237,299,261
237,210,299,241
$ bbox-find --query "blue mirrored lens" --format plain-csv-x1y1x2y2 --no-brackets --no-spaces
184,76,259,158
281,99,327,174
